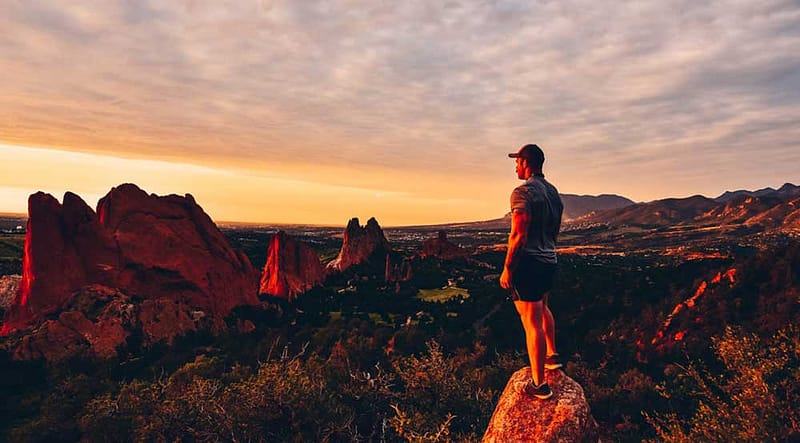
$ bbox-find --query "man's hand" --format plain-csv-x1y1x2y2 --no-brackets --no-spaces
501,209,530,290
500,268,512,289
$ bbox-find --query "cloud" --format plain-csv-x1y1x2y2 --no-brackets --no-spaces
0,0,798,207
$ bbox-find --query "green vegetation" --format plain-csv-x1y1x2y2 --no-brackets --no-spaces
0,235,24,275
416,287,470,303
646,326,800,442
318,247,342,263
1,237,798,441
0,236,24,259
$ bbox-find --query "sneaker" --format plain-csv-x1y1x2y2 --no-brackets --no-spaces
523,379,553,400
545,353,563,370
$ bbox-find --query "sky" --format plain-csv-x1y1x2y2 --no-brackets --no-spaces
1,0,799,225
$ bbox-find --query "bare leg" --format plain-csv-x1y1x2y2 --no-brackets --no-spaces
542,292,557,356
514,300,546,386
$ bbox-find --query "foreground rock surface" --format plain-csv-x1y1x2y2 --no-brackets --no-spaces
259,231,325,300
2,183,259,334
483,367,598,443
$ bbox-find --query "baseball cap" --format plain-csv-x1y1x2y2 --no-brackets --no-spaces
508,144,545,165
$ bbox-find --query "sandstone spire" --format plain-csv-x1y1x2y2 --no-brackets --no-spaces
259,231,326,300
326,217,390,272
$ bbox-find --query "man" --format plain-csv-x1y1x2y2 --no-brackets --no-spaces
500,143,564,400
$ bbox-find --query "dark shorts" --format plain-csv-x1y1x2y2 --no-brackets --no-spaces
511,257,557,302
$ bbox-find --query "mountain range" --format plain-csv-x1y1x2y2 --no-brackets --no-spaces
431,182,799,232
574,182,800,230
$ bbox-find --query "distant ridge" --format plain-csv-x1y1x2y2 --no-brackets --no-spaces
560,194,635,220
575,195,717,226
400,192,635,230
714,182,800,202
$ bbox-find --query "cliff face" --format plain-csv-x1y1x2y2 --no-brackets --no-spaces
483,367,598,443
2,184,259,334
326,217,390,272
259,231,326,300
421,231,468,260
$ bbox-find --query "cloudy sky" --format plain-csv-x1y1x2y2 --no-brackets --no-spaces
1,0,798,225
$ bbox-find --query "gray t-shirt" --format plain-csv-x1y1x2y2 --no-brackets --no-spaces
510,174,563,264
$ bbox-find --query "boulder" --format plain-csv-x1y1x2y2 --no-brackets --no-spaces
421,231,468,259
137,298,199,346
2,184,259,334
0,275,21,311
11,284,205,360
14,315,90,361
327,217,390,272
259,231,325,300
483,368,598,443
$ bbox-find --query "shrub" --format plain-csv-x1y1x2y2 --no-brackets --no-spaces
646,326,800,442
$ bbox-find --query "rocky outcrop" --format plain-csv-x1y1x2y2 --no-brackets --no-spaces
483,368,598,443
259,231,325,300
0,275,21,310
2,184,259,334
638,268,737,362
421,231,468,259
745,196,800,229
8,191,119,328
326,217,390,272
13,284,204,360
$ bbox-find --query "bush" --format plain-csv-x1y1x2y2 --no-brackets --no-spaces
646,326,800,442
389,341,498,441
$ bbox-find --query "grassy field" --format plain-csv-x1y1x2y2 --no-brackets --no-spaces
0,236,24,275
0,236,24,260
416,287,470,303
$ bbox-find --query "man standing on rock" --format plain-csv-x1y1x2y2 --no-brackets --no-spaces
500,143,564,400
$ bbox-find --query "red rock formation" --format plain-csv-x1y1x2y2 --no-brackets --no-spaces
14,285,134,360
0,275,21,311
137,298,198,346
13,285,204,360
96,184,258,317
4,192,119,330
421,231,468,259
259,231,325,300
327,217,390,272
640,267,738,360
2,184,259,334
483,367,598,442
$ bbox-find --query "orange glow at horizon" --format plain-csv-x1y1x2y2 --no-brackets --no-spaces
0,143,509,226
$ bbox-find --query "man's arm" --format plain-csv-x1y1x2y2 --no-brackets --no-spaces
500,209,531,289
